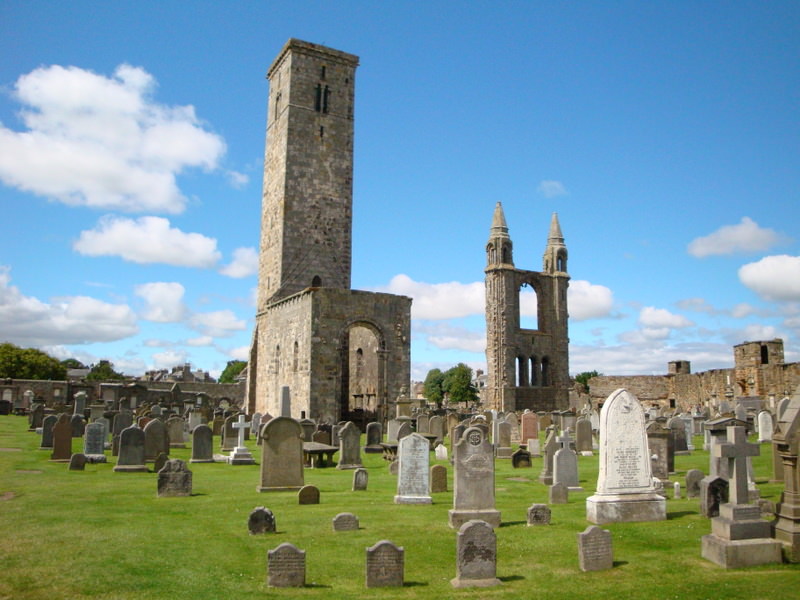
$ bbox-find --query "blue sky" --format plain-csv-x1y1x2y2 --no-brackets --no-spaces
1,2,798,381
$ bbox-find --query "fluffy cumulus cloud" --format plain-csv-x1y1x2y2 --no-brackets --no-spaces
219,247,258,278
189,310,247,337
414,322,486,353
74,216,221,267
134,282,187,322
375,274,484,320
687,217,787,258
739,255,800,302
537,180,567,198
638,306,694,329
0,266,138,346
151,350,188,370
0,64,228,213
568,280,614,321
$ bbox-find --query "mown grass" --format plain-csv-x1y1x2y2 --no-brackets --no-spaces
0,415,796,600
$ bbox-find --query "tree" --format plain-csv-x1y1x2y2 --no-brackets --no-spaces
442,363,479,405
85,360,126,381
219,360,247,384
575,370,601,393
60,358,86,370
422,368,445,407
0,342,67,380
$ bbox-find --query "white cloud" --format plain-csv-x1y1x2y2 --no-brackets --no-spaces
74,216,221,267
227,345,251,361
739,255,800,302
219,247,258,278
134,282,186,322
568,280,614,321
688,217,787,258
189,309,246,337
226,170,249,189
151,350,188,370
187,336,214,347
537,180,567,198
415,322,486,353
0,266,138,346
375,274,484,320
638,306,693,329
0,64,227,213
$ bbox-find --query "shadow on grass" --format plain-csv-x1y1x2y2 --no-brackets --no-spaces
666,511,695,520
612,560,629,568
499,575,525,582
499,520,527,528
189,493,207,497
403,581,428,587
303,583,331,589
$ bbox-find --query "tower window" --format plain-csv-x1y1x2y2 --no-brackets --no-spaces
761,344,769,365
320,65,326,79
314,84,322,112
323,85,330,113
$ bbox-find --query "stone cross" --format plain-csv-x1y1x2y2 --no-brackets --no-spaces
557,430,573,451
713,426,759,505
232,414,251,451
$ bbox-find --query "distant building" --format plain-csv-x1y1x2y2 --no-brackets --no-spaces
140,363,215,384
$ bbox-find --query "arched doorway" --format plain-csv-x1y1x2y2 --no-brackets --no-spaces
339,321,386,430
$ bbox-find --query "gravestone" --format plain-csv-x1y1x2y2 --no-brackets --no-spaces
72,391,87,415
143,419,168,462
280,386,291,417
51,414,72,461
527,438,541,457
506,412,520,444
553,431,582,491
700,475,729,518
157,459,192,497
258,417,304,492
520,411,538,444
495,420,512,459
577,525,613,572
39,414,57,449
772,386,800,562
511,448,531,468
396,421,412,441
449,426,501,529
333,512,359,531
434,443,448,461
248,506,276,534
365,540,404,588
646,421,672,481
190,424,214,463
167,416,186,448
386,418,401,442
352,467,368,491
416,413,430,434
586,389,666,524
250,412,262,438
430,463,448,493
70,414,85,438
701,426,782,567
299,418,315,442
549,482,568,504
221,415,237,452
228,414,255,465
575,417,593,454
112,410,133,456
429,415,445,444
394,433,432,504
153,452,169,474
114,425,148,472
267,542,305,588
298,485,320,505
83,422,107,462
29,403,45,430
538,427,558,485
757,410,773,443
527,504,551,525
666,416,689,454
68,453,88,471
451,520,501,588
337,421,363,470
685,469,704,499
364,422,383,453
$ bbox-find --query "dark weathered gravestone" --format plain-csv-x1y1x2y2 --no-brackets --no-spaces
190,424,214,463
39,414,57,449
166,416,186,448
113,425,148,472
29,403,44,430
352,468,368,491
267,542,305,588
83,422,106,462
157,459,192,497
699,476,728,518
395,433,432,504
451,519,501,588
538,427,558,485
258,417,304,492
337,421,363,470
364,422,383,453
51,414,73,461
298,485,320,505
449,426,500,529
527,503,551,526
430,463,448,493
68,453,88,471
153,452,169,474
511,447,532,469
248,506,276,534
365,540,404,588
396,421,412,442
70,414,85,438
221,414,237,452
332,512,359,532
143,419,168,462
577,525,613,571
685,469,704,498
388,459,399,475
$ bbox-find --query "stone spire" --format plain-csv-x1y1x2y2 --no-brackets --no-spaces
543,212,567,273
487,202,513,266
490,202,509,240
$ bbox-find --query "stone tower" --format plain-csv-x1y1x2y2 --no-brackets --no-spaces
247,39,411,425
484,203,570,412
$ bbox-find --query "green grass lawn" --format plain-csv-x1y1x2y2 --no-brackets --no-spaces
0,415,796,600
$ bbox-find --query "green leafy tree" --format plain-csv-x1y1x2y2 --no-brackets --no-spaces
422,368,445,407
0,342,67,380
442,363,479,405
575,370,601,393
218,360,247,384
61,358,86,370
85,359,126,381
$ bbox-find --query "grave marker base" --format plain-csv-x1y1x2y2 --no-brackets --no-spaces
586,493,666,524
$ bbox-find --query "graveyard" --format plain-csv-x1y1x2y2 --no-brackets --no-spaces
0,410,796,600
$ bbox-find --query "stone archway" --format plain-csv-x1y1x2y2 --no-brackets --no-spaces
339,320,387,430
